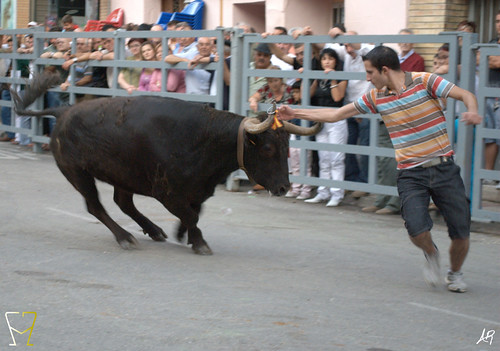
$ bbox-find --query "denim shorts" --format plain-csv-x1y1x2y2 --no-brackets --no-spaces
397,161,470,239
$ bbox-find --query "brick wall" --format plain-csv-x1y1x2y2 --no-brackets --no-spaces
16,0,30,28
100,0,111,21
408,0,469,71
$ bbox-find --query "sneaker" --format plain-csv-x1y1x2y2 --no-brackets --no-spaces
285,190,299,198
304,195,328,204
296,192,311,200
445,270,467,293
423,248,440,287
326,198,341,207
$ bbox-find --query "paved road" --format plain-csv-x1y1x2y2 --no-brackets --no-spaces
0,142,499,351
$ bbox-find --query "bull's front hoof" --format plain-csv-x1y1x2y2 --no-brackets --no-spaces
146,229,167,242
118,236,139,250
193,244,213,255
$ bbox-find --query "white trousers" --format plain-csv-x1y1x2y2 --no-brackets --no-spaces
315,120,347,201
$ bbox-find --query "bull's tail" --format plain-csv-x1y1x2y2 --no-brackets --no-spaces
11,72,68,118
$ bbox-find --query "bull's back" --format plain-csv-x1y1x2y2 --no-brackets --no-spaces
51,96,217,195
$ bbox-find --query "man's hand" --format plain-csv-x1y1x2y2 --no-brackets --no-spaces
60,82,70,91
460,112,482,125
277,105,296,121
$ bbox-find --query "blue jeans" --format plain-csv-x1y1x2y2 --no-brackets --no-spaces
344,117,369,183
397,160,470,239
1,89,14,139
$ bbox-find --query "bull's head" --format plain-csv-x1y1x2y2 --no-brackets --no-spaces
239,102,322,196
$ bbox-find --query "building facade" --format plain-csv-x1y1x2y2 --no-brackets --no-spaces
4,0,500,46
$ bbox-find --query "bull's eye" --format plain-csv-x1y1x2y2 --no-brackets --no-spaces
260,144,276,158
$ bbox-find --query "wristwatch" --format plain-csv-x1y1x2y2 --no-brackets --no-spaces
72,57,78,63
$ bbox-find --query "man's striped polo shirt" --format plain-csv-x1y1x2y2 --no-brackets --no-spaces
354,72,456,169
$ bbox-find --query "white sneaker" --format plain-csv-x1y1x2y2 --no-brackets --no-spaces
304,195,327,204
326,198,341,207
423,249,440,287
285,190,299,198
445,270,467,293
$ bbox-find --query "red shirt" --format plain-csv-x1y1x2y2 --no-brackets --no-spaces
400,52,425,72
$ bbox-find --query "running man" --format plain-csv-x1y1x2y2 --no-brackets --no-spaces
278,46,482,292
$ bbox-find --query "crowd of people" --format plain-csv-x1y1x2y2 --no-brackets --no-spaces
0,13,498,196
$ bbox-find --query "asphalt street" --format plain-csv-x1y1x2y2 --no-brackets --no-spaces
0,142,499,351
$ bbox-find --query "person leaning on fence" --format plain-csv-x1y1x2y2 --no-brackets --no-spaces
277,45,482,293
248,65,294,113
117,37,144,94
60,38,92,102
138,41,161,92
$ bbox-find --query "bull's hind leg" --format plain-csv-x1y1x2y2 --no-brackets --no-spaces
175,203,201,243
62,169,138,249
113,188,167,242
161,199,211,255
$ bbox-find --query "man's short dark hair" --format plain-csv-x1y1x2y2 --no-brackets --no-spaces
362,45,401,72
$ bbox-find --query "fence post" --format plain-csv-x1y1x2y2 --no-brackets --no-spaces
456,32,479,198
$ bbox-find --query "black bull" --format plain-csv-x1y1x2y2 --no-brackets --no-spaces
12,73,321,255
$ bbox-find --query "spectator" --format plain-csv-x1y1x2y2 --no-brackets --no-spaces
60,38,92,102
0,39,13,142
63,25,117,90
249,43,273,98
398,28,425,72
261,28,295,85
166,20,180,53
339,31,374,190
156,43,186,93
117,38,144,94
433,44,449,75
138,41,161,92
150,24,164,46
16,34,34,54
248,65,294,113
304,48,348,207
484,10,500,183
172,21,196,54
285,80,314,199
61,14,79,32
165,35,215,95
40,35,71,135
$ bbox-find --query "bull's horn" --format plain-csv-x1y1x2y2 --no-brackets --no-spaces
243,103,276,134
283,121,323,136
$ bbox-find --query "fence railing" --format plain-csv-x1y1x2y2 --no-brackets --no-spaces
0,28,498,222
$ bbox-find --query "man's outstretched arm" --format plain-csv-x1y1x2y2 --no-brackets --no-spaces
278,102,359,123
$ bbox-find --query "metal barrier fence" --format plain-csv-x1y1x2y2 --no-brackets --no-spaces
0,28,498,222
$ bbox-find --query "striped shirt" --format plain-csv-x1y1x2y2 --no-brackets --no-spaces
354,72,455,169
